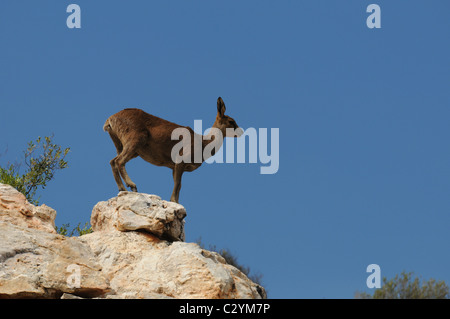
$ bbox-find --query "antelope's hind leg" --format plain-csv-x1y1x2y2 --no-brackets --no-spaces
110,156,126,192
115,145,139,192
120,165,138,192
108,132,127,191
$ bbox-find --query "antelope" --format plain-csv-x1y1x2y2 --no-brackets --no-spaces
103,97,243,203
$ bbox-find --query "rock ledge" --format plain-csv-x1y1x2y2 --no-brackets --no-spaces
0,184,266,299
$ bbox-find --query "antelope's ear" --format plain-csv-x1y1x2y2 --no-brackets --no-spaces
217,97,226,117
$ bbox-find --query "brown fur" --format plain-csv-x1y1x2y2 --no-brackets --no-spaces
104,97,242,203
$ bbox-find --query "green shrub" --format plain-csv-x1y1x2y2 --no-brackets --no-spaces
0,135,69,205
56,222,93,236
356,271,449,299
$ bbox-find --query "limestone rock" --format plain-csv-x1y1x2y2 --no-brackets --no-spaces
91,191,186,242
0,183,56,234
0,184,266,299
0,184,109,298
0,221,110,298
80,231,266,299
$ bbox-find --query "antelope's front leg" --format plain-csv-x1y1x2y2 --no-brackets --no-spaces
170,165,184,203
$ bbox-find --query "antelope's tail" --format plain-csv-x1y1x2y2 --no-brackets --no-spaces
103,119,111,132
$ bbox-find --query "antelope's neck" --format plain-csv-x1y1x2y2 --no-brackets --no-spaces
201,122,225,162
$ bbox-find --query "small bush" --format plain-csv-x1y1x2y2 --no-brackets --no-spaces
356,271,449,299
0,135,69,205
56,222,93,236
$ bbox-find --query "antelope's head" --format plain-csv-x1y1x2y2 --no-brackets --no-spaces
215,97,244,138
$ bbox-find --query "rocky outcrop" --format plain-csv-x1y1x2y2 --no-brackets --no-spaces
0,183,57,234
0,184,266,299
91,191,186,242
0,222,109,298
0,185,108,298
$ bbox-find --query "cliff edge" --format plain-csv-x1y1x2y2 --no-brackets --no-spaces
0,183,266,299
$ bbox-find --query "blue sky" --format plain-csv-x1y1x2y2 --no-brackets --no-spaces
0,1,449,298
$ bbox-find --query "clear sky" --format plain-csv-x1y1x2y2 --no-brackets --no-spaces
0,1,449,298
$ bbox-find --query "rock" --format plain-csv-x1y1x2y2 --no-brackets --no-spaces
0,221,110,299
91,191,186,242
0,184,109,298
80,231,265,299
0,183,56,234
0,184,266,299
